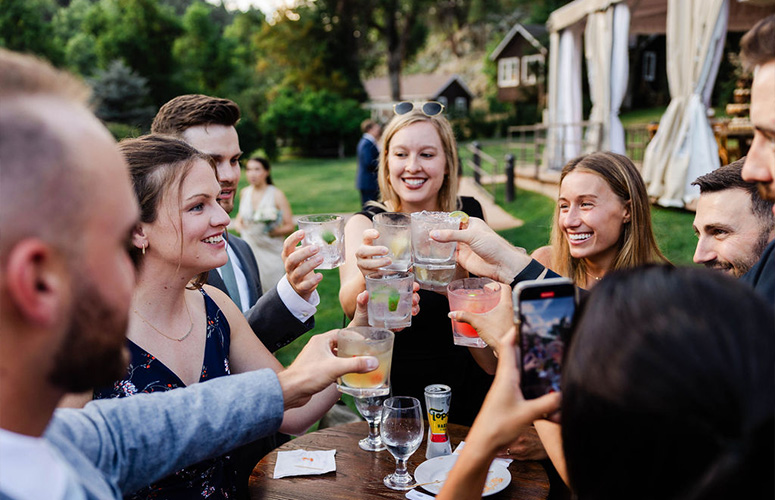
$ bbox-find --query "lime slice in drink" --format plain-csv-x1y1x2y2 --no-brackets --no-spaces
321,230,337,245
388,289,400,312
450,211,469,225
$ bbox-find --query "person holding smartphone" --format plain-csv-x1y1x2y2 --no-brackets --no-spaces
438,266,773,499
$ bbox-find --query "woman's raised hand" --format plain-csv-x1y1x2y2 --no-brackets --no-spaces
355,228,391,278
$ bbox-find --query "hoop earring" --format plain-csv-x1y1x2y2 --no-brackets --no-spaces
142,243,147,255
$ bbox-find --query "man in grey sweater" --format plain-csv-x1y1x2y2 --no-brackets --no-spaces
0,48,376,500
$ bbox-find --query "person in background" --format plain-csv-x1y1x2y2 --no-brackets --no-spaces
0,48,378,500
692,158,774,277
438,266,774,500
532,152,669,289
235,157,296,293
356,119,382,206
739,14,775,302
152,95,319,353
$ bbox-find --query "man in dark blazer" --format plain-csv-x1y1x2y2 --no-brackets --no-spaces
356,119,382,206
152,95,324,352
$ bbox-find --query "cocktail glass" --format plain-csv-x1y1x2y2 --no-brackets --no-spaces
447,277,502,348
382,396,424,490
373,212,412,272
365,271,414,329
298,214,344,269
336,327,394,397
410,211,460,292
353,395,388,452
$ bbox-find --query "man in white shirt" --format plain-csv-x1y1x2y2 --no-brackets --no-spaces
152,95,322,352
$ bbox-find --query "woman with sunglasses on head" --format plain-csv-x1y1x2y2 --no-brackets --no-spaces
339,102,495,426
531,151,669,289
74,135,372,500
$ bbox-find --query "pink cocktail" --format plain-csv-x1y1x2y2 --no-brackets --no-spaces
447,278,501,348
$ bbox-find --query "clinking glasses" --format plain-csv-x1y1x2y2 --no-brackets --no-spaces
393,101,445,117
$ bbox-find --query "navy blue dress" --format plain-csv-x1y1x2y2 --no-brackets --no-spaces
94,288,238,499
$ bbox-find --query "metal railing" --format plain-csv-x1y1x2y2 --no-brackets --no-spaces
464,141,500,201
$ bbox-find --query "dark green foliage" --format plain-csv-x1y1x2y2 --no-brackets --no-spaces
89,59,156,128
0,0,64,64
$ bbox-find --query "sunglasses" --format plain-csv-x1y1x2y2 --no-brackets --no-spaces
393,101,445,117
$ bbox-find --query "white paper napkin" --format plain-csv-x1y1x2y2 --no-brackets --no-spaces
454,441,513,467
273,449,337,479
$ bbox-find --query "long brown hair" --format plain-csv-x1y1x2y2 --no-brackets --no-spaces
119,134,218,288
376,110,459,213
549,152,669,285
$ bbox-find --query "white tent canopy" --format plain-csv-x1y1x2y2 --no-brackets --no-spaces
544,0,775,206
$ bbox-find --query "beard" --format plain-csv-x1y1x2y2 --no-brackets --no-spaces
704,229,772,278
47,275,129,393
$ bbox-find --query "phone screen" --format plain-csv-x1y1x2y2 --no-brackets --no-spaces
517,283,575,400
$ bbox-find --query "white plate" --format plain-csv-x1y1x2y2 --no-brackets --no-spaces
413,454,511,496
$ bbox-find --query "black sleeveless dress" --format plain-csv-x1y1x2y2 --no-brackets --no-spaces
358,197,494,426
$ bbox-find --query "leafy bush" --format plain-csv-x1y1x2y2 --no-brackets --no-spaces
261,87,368,157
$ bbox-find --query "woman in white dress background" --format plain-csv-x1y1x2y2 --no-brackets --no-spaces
235,157,295,293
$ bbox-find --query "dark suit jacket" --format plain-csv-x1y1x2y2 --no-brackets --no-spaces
356,135,379,191
207,235,313,352
741,238,775,305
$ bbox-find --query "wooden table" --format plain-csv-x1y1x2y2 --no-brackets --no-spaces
249,421,549,499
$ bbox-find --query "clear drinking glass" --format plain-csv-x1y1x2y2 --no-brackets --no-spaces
410,211,460,292
446,277,502,348
373,212,412,272
381,396,424,490
336,327,394,397
354,394,388,452
365,271,414,329
298,214,345,269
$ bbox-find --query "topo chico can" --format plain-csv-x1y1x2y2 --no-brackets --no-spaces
424,384,452,459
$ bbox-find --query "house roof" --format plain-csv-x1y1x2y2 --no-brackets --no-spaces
363,74,474,103
489,23,548,61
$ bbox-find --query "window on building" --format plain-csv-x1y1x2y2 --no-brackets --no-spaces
498,57,520,87
643,51,656,82
455,97,467,113
521,54,544,86
437,96,448,108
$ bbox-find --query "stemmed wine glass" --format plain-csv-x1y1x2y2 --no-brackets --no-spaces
354,395,388,451
381,396,424,490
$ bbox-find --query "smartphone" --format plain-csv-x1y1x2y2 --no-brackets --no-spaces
513,278,577,400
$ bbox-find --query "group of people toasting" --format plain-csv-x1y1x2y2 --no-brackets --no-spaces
1,14,774,500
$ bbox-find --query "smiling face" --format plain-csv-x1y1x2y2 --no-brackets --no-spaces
182,124,242,214
742,61,775,207
143,158,231,277
558,171,630,267
386,121,447,212
693,189,773,277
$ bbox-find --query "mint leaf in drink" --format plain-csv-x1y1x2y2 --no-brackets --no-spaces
321,230,336,245
388,289,400,312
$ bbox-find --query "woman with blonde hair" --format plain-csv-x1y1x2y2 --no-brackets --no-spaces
339,103,494,426
532,151,669,288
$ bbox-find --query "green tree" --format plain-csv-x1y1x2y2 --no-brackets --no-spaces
89,58,156,128
0,0,64,64
83,0,183,106
173,1,234,95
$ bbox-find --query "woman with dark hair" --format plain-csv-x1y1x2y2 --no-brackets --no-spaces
66,135,368,500
438,266,774,499
234,157,295,292
532,152,669,288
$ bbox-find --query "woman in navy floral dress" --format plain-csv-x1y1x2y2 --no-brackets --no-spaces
85,135,349,500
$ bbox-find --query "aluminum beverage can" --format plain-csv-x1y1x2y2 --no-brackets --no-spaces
424,384,452,459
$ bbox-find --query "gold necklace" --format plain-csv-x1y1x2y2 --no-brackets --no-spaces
132,295,194,342
586,271,603,282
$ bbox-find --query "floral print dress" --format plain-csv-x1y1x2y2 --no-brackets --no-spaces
94,288,237,499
